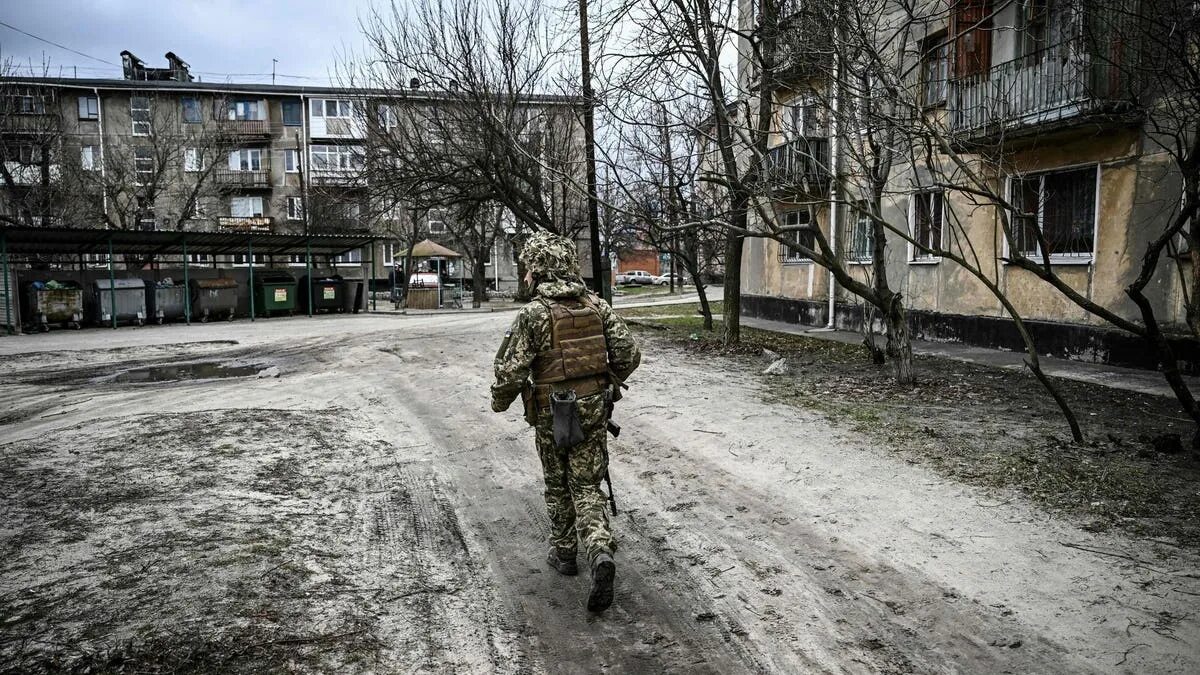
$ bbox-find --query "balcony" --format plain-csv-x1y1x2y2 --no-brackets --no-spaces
760,137,830,195
214,119,272,138
0,113,55,134
948,42,1134,142
218,216,273,233
1,162,60,185
215,168,271,189
310,170,366,187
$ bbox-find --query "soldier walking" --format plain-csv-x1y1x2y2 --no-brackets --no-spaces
491,231,641,613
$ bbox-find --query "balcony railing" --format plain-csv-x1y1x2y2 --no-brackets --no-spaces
761,137,830,194
310,170,365,187
215,119,272,137
0,113,56,134
218,216,273,233
215,168,271,188
1,162,60,185
948,41,1131,138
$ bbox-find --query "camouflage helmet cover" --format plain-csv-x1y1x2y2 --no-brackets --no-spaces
520,230,581,280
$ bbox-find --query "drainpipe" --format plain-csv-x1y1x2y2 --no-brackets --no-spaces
94,88,108,221
825,14,840,330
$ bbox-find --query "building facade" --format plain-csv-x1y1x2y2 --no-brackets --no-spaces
732,0,1194,369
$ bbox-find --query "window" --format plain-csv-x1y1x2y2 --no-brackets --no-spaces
78,95,99,120
184,148,203,172
953,0,993,81
309,145,360,171
80,145,98,171
284,149,299,172
137,213,156,231
920,32,948,107
131,96,151,135
227,99,263,121
1009,166,1098,262
230,196,264,217
286,196,304,220
8,93,45,114
282,100,302,126
312,98,353,118
911,191,944,261
334,249,363,265
428,208,447,233
782,94,824,138
377,105,397,130
229,148,262,171
181,97,201,123
779,209,815,262
233,253,261,265
190,200,205,219
849,204,875,262
189,253,211,264
134,147,154,186
1018,0,1052,62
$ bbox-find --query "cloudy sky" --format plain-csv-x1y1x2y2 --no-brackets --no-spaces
0,0,382,84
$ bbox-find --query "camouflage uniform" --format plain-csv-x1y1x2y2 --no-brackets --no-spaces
491,232,640,569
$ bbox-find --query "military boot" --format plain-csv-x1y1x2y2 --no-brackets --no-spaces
587,553,616,613
546,548,579,576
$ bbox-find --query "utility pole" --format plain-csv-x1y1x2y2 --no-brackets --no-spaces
579,0,607,301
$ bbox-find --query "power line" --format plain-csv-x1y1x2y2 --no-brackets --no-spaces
0,19,118,67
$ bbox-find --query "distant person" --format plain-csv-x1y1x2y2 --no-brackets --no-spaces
490,231,640,613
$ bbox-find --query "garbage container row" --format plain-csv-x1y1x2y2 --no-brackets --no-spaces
14,272,369,331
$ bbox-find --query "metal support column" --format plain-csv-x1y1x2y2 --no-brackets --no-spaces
305,238,313,317
369,243,376,313
183,237,191,325
2,231,11,335
248,240,255,322
107,235,116,329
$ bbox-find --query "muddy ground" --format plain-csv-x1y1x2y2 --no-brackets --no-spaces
1,313,1198,673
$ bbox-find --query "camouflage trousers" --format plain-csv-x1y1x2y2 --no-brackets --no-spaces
533,391,614,563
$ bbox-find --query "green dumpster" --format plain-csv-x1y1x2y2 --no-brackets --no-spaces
255,272,297,317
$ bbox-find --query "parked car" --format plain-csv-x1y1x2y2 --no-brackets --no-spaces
652,273,690,286
616,270,654,285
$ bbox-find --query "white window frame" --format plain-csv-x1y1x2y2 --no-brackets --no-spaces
184,147,203,173
334,248,363,265
188,253,211,264
283,148,299,173
848,204,875,264
428,208,447,234
313,99,353,119
190,200,205,219
781,208,815,264
1003,163,1100,266
908,190,945,264
229,148,263,172
133,147,154,186
80,145,98,171
130,96,151,136
286,196,304,221
229,196,264,217
233,253,262,267
309,145,360,172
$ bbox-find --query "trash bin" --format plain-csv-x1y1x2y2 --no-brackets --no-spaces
92,278,147,327
190,278,238,322
342,278,364,314
145,278,187,324
255,272,297,317
299,274,344,314
24,280,84,331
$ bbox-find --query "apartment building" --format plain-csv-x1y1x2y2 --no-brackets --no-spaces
1,51,587,289
733,0,1192,369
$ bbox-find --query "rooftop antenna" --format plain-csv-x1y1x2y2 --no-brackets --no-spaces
272,58,278,85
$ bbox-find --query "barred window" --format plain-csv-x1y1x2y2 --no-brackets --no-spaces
778,209,815,262
911,191,944,260
849,205,875,262
1009,166,1097,261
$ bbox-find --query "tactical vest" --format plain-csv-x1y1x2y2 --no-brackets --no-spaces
528,296,610,409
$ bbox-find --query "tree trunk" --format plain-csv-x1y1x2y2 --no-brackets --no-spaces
472,256,487,308
1128,288,1200,448
722,231,744,346
692,267,714,331
400,213,421,308
882,296,915,385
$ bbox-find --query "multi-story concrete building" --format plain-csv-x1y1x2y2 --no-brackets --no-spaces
0,51,587,292
732,0,1194,370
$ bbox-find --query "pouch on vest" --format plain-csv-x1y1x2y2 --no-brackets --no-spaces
550,390,585,449
521,386,538,426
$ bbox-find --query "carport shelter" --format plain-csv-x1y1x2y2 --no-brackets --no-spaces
1,225,378,332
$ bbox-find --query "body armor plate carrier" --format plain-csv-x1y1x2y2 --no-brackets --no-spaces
528,296,610,411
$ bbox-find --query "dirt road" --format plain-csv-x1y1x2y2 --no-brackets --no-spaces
2,313,1198,673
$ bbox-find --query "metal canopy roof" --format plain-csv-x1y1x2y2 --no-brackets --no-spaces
0,226,376,257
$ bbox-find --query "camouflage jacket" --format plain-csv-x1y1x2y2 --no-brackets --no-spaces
491,278,640,413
